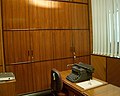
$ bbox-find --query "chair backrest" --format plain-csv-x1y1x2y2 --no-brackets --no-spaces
51,69,63,92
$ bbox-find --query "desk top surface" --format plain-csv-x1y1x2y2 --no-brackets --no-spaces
83,84,120,96
60,70,107,93
60,70,120,96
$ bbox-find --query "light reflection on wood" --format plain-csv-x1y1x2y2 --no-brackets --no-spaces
29,0,60,8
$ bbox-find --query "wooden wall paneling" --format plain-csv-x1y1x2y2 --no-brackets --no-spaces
3,31,30,64
73,0,88,3
73,30,90,56
6,64,34,94
2,0,29,29
32,61,52,92
107,58,120,87
70,3,88,29
91,55,106,81
31,30,53,61
53,30,73,59
75,56,90,64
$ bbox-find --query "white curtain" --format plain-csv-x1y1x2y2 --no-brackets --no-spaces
91,0,120,57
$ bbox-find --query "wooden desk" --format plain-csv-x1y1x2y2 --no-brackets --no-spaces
0,80,16,96
60,70,107,96
83,84,120,96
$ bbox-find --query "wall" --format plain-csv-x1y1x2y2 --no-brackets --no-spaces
1,0,91,94
91,55,120,87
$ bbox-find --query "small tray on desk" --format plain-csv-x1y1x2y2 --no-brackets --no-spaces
0,72,15,82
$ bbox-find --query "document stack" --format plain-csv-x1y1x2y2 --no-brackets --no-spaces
76,79,104,90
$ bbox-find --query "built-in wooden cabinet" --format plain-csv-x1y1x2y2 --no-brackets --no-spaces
1,0,90,94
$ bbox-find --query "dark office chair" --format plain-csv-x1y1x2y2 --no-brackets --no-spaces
19,69,66,96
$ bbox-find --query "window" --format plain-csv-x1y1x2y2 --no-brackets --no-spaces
91,0,120,57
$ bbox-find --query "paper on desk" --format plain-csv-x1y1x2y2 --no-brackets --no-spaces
76,79,103,90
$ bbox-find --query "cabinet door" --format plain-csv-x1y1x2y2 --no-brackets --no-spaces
32,61,52,91
31,30,53,61
53,30,73,59
70,3,88,29
2,0,29,29
73,30,90,56
53,2,71,29
29,1,71,29
3,31,31,64
6,64,34,94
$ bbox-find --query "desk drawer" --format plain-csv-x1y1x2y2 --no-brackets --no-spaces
63,84,84,96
